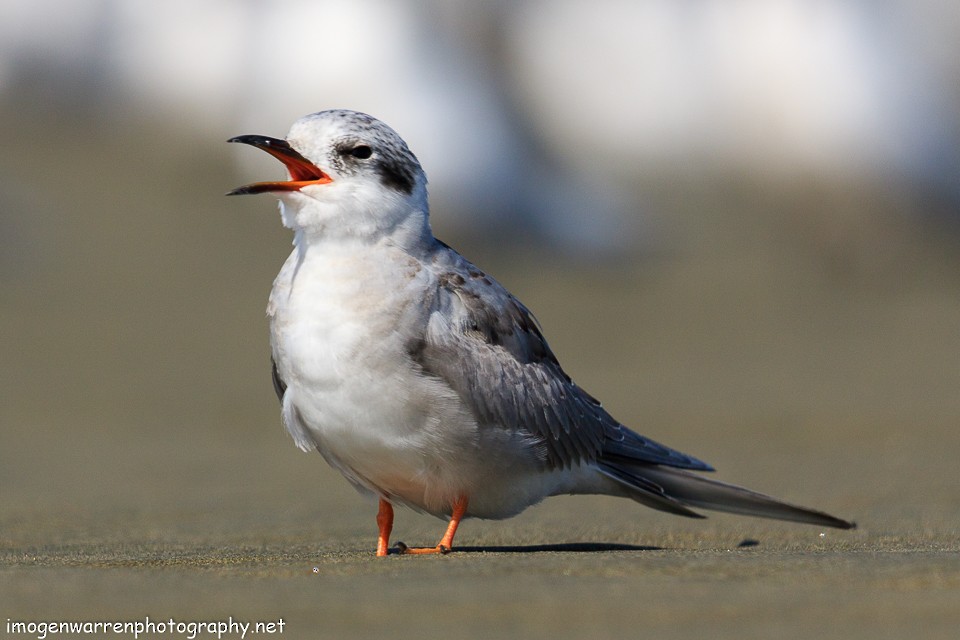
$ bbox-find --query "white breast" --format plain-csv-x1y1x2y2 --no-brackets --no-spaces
267,238,480,513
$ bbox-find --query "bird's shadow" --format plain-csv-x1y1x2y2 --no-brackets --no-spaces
391,542,661,554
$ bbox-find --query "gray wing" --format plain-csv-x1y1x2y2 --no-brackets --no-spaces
412,244,713,472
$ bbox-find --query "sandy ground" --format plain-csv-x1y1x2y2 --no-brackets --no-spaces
3,108,960,639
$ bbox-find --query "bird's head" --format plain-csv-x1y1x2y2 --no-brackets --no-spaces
228,110,429,243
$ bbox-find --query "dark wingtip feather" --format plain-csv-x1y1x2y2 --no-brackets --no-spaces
602,429,717,472
602,462,857,530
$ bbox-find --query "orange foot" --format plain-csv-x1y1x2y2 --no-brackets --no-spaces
376,498,394,557
394,540,452,555
390,495,468,556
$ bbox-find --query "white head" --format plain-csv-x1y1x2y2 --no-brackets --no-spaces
228,110,431,245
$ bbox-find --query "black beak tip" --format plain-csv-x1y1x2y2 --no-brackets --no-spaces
227,134,289,148
225,185,260,196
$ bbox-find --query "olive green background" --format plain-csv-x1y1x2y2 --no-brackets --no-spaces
2,100,959,639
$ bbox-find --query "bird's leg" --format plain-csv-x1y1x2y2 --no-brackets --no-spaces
376,498,393,557
396,495,468,555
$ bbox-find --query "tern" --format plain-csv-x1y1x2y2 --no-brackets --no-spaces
227,109,854,556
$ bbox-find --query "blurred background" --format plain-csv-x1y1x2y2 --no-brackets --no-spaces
3,0,960,601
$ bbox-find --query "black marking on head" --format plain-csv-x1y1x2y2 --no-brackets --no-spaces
313,109,422,196
375,154,416,195
327,138,418,195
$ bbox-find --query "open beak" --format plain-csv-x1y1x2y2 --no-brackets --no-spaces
226,135,333,195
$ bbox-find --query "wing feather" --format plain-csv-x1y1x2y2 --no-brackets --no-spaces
410,244,712,471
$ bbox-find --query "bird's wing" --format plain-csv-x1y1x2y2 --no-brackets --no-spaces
412,244,712,471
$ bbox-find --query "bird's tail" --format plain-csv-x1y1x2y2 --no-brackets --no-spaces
600,462,855,529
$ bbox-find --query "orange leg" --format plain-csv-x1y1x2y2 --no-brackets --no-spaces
397,495,468,555
376,498,393,557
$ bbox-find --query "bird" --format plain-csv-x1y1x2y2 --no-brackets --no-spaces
226,109,855,556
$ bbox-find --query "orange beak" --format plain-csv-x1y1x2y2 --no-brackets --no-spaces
227,135,333,195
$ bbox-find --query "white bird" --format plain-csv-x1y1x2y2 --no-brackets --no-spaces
227,109,854,556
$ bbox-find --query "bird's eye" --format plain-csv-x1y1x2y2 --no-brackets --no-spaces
349,145,372,159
